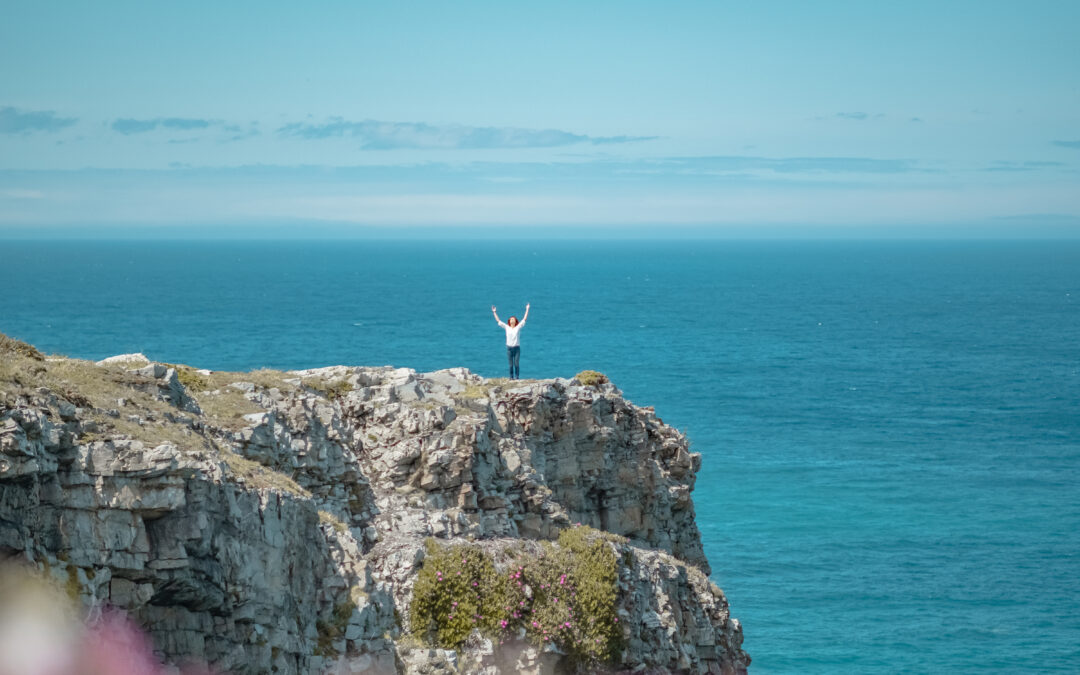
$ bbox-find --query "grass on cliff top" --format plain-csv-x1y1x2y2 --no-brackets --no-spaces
209,368,298,392
0,332,44,362
0,336,180,419
302,376,353,400
192,388,264,431
0,332,307,497
456,378,538,401
218,445,308,496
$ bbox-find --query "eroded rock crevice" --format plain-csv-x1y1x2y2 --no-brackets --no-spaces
0,341,748,674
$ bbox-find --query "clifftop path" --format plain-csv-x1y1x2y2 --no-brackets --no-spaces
0,334,749,674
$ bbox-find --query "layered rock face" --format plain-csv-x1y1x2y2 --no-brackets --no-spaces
0,338,748,674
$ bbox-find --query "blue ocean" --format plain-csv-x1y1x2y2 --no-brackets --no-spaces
2,239,1078,673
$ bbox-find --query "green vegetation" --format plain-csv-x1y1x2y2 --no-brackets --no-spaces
303,377,353,400
168,364,210,392
409,526,623,666
410,542,505,648
575,370,609,387
315,600,357,656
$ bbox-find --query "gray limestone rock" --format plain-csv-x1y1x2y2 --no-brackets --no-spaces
0,356,748,674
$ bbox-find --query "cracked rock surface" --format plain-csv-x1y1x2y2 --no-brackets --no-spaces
0,337,748,674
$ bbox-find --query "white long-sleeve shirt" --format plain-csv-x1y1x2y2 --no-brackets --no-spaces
498,320,525,347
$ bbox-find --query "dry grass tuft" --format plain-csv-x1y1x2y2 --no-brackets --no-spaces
193,388,264,431
202,368,297,394
0,332,44,361
1,334,311,500
83,413,208,453
302,377,353,400
318,510,348,534
218,447,308,496
458,383,491,400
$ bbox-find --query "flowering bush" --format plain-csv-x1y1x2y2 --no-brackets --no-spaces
409,525,623,666
409,543,503,648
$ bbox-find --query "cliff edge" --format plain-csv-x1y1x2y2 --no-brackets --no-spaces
0,333,749,674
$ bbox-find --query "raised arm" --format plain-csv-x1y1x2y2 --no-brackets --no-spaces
491,305,506,327
520,302,530,326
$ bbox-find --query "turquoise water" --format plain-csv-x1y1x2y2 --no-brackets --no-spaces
2,239,1078,672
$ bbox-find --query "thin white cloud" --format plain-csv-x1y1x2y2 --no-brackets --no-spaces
276,118,656,149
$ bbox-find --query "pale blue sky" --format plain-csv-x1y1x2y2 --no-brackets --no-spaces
2,0,1078,233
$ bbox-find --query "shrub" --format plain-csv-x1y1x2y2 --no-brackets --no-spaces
574,370,609,388
171,364,210,392
410,541,504,648
409,525,622,666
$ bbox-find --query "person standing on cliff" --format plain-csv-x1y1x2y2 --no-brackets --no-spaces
492,303,529,380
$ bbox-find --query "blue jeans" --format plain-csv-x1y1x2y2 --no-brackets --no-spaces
507,345,520,379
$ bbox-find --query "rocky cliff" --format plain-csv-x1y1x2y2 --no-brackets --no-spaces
0,334,749,674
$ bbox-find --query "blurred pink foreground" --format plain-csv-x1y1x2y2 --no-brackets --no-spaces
0,565,212,675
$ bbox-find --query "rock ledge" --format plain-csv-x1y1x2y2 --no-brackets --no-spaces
0,339,748,674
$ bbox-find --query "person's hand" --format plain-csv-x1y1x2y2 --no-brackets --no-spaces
526,302,530,309
491,305,496,312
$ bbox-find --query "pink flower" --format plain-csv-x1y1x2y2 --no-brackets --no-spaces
82,611,174,675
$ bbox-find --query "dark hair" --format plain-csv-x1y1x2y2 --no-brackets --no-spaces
508,316,518,326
